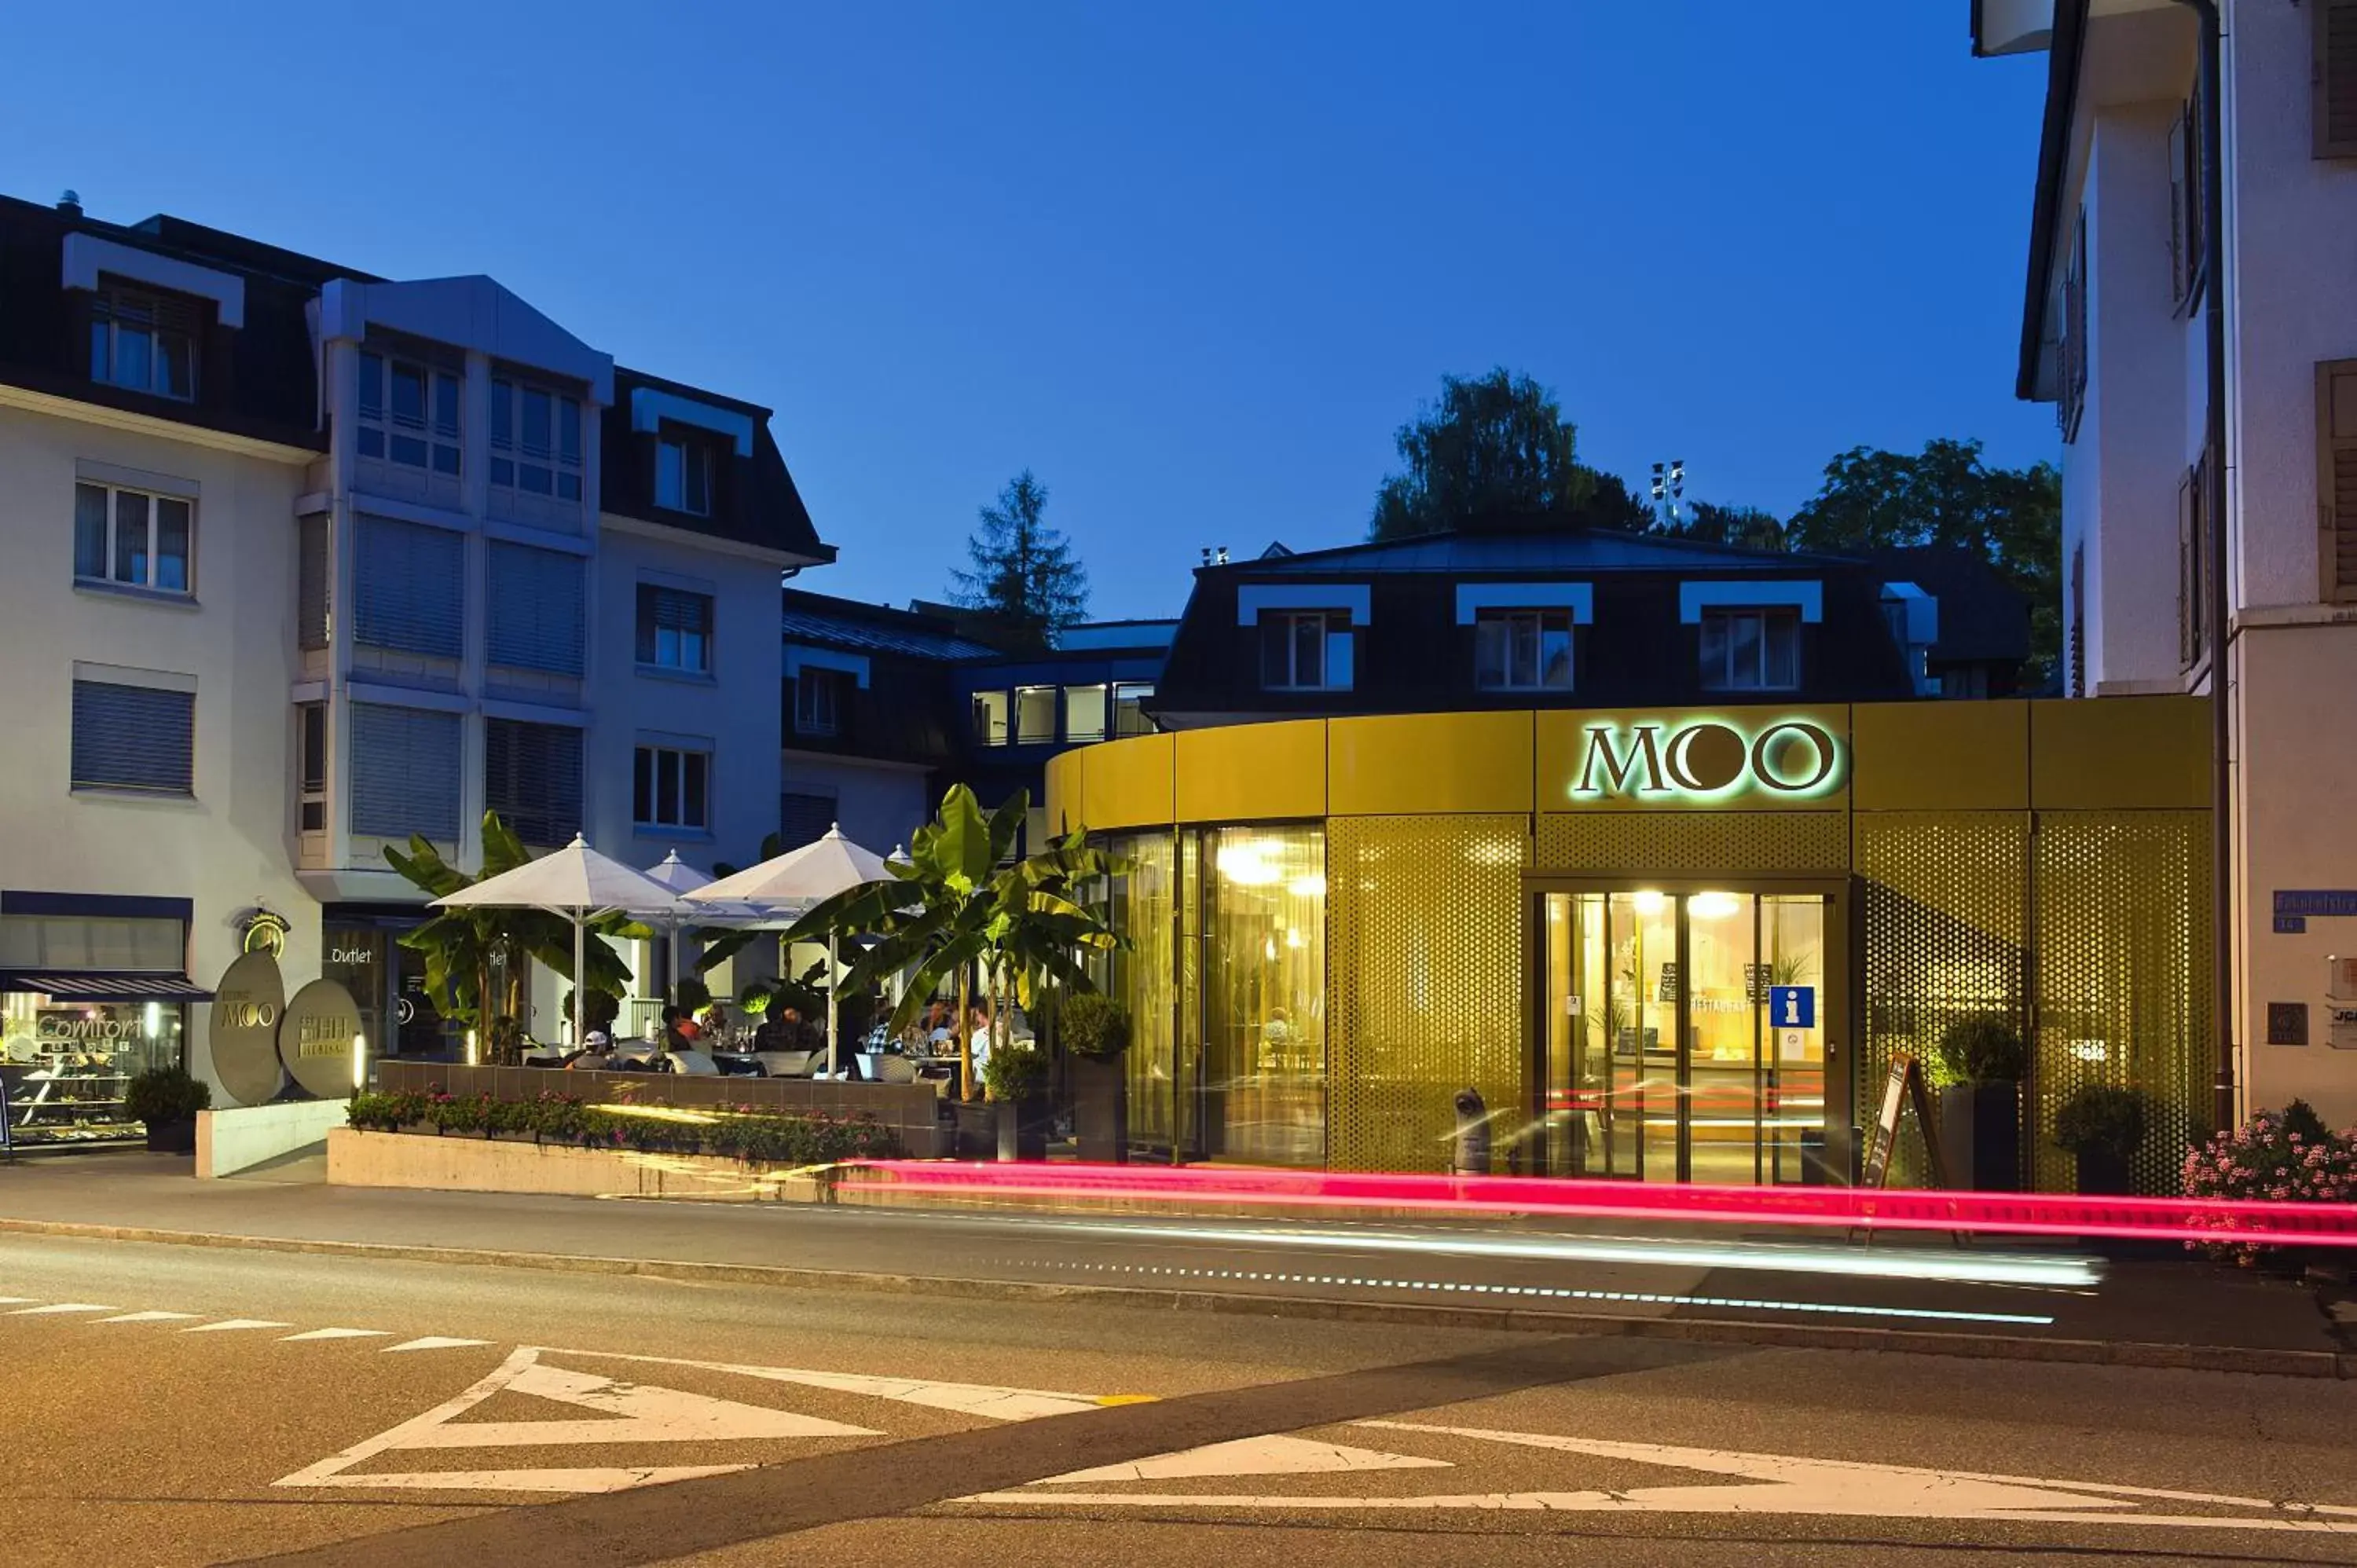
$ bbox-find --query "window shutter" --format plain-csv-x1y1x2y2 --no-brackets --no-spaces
2318,0,2357,159
298,515,331,650
2177,463,2205,665
354,515,463,657
484,719,582,846
71,680,193,793
486,544,585,675
780,791,836,850
2069,545,2085,698
349,703,462,840
2168,108,2190,307
2320,361,2357,602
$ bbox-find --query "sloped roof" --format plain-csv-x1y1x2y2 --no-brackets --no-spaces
781,592,1000,661
1231,528,1859,575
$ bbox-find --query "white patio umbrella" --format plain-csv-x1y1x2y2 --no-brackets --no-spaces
686,824,901,1076
639,851,764,1020
432,834,687,1053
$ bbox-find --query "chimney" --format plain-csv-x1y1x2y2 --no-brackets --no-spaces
57,189,82,217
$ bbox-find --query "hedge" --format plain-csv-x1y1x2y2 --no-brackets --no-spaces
346,1087,902,1164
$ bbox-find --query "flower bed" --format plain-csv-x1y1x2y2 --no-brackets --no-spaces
2182,1101,2357,1265
346,1087,902,1165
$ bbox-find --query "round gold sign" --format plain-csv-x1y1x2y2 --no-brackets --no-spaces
209,950,286,1106
277,978,363,1099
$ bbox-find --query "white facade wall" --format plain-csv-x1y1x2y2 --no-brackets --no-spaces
780,752,930,859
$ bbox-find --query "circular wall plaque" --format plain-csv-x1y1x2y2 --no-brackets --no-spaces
278,978,364,1099
209,950,287,1107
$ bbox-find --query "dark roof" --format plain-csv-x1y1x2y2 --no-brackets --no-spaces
2014,0,2089,398
1228,527,1860,576
1868,546,2032,663
599,367,831,562
781,589,1000,660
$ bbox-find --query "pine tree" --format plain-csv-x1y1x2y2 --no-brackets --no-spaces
949,470,1090,650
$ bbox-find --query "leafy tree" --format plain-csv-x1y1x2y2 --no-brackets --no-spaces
1669,500,1788,551
1786,438,2062,680
948,471,1089,650
384,814,637,1062
1372,368,1600,539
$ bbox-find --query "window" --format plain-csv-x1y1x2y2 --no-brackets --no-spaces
1699,607,1800,691
2178,449,2211,667
1065,683,1109,743
2318,0,2357,159
1113,682,1156,737
357,350,461,475
1472,609,1573,691
89,282,196,400
634,746,710,831
1015,685,1058,745
349,703,462,841
655,427,714,515
297,515,330,649
486,544,585,676
490,377,585,501
1203,825,1327,1167
780,791,835,849
297,703,326,831
1260,610,1353,691
2068,544,2087,698
972,690,1010,746
2058,210,2088,445
2319,360,2357,603
2169,84,2208,312
71,680,193,794
74,482,191,595
484,719,583,847
636,584,713,673
354,515,463,658
794,667,850,736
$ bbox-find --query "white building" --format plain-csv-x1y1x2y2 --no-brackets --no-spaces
0,193,830,1125
1974,0,2357,1123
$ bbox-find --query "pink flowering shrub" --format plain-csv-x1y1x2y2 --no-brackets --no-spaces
2181,1100,2357,1264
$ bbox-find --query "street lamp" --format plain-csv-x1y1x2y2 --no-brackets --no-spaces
1649,459,1686,529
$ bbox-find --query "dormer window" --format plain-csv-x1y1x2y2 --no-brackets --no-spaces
89,282,196,401
655,426,714,515
490,377,584,501
357,350,460,475
1261,610,1354,692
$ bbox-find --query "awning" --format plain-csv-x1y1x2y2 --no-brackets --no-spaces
0,971,214,1002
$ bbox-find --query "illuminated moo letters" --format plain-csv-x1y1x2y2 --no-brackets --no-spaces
1572,718,1842,801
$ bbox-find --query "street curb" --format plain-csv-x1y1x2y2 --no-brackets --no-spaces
5,1214,2350,1379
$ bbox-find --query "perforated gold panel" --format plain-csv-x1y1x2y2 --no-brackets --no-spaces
2033,811,2211,1193
1538,811,1849,875
1327,815,1530,1172
1857,812,2029,1187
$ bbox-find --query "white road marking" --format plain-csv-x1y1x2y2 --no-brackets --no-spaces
98,1310,201,1324
382,1336,491,1353
550,1348,1115,1422
963,1421,2357,1534
184,1319,293,1333
1042,1435,1453,1485
277,1346,876,1495
10,1302,118,1314
280,1328,390,1342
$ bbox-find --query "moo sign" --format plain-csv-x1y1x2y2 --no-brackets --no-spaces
1570,717,1844,803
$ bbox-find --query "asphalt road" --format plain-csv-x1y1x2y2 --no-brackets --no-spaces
4,1232,2355,1566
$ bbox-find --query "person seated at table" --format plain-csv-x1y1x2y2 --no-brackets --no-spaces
922,1000,956,1055
566,1031,615,1071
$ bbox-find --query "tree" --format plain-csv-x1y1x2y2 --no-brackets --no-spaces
1371,368,1604,539
1786,438,2062,680
949,471,1089,651
1670,500,1789,551
384,814,637,1062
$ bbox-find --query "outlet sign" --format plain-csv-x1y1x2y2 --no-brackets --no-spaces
1570,717,1845,804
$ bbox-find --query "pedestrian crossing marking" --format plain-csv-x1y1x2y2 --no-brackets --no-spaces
10,1302,117,1314
281,1328,390,1342
383,1336,491,1353
184,1319,293,1332
99,1310,200,1323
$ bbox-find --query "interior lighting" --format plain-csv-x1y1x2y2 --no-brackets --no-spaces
143,1002,162,1037
1632,890,1666,915
1690,892,1742,920
1217,841,1282,886
1286,873,1328,898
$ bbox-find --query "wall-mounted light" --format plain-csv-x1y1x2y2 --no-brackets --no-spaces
465,1028,479,1068
351,1032,368,1093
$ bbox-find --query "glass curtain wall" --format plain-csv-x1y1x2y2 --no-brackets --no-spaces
1102,831,1178,1153
1200,826,1326,1166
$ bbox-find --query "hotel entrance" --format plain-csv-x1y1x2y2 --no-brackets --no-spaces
1534,880,1849,1185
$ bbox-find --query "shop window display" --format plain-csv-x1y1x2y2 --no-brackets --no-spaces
0,994,181,1143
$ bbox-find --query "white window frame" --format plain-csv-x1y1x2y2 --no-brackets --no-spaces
89,280,196,401
357,350,462,476
972,690,1010,746
1064,683,1109,743
636,584,713,675
74,481,193,595
490,376,585,501
1699,606,1802,693
794,666,848,737
296,702,327,831
656,427,715,515
1472,607,1574,692
633,744,712,832
1263,610,1354,692
1113,682,1156,737
1014,684,1058,745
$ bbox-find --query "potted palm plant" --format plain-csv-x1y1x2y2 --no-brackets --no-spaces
124,1066,211,1155
2055,1084,2146,1196
1936,1014,2028,1191
1059,991,1132,1163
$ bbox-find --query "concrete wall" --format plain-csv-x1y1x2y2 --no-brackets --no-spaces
779,751,931,857
197,1097,350,1178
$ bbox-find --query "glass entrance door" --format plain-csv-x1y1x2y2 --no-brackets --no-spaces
1539,886,1841,1184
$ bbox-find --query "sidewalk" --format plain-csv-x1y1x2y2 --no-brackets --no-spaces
1,1149,2348,1377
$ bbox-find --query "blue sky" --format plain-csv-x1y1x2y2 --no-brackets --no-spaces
0,2,2053,620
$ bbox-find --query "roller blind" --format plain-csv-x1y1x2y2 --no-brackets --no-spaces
298,515,330,650
354,515,463,658
2319,0,2357,159
487,543,585,675
484,719,582,847
350,702,462,841
71,680,193,794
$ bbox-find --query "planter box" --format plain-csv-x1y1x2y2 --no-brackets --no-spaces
326,1126,833,1202
994,1095,1050,1162
2073,1146,2135,1196
945,1100,999,1160
1071,1056,1128,1163
143,1118,196,1155
1940,1083,2022,1192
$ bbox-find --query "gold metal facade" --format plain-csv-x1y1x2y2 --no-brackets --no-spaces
1538,811,1849,876
1327,815,1530,1172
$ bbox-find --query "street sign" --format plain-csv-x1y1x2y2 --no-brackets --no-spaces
2274,889,2357,918
1769,985,1815,1030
